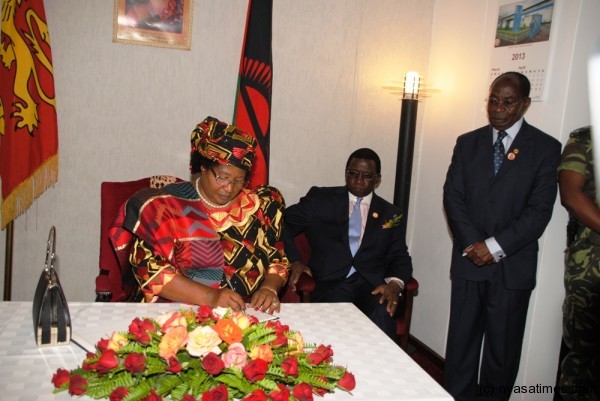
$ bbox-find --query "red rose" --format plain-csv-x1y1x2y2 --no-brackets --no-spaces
269,383,290,401
307,344,333,365
109,387,129,401
201,384,228,401
166,357,182,373
281,356,299,377
124,353,147,373
337,371,356,391
242,389,268,401
51,368,70,388
271,331,288,348
68,374,88,396
97,349,119,373
196,305,215,323
292,383,313,401
142,389,162,401
182,395,196,401
243,358,268,382
82,352,98,371
202,352,225,375
313,376,329,396
128,317,155,344
96,338,110,352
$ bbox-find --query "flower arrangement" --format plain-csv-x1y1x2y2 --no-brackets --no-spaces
51,306,355,401
381,214,403,229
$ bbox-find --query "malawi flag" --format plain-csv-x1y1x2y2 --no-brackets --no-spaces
0,0,58,229
233,0,272,188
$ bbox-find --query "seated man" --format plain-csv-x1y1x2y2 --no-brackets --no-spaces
283,148,413,340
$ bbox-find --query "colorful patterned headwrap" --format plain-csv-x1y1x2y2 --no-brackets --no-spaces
190,116,256,171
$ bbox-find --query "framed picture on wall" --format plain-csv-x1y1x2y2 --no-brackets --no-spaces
113,0,193,50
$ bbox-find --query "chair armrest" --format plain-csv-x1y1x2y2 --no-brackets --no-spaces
95,273,112,302
405,277,419,294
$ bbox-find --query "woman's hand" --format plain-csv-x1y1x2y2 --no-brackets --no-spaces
211,288,246,311
249,287,281,314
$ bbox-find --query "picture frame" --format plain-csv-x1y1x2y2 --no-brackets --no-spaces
113,0,193,50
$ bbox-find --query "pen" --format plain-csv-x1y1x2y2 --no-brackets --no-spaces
225,276,235,290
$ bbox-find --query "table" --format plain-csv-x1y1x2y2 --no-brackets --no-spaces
0,302,452,401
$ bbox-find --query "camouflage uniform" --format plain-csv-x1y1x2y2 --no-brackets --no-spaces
557,126,600,400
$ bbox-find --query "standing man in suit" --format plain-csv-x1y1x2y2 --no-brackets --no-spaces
283,148,413,340
443,71,562,401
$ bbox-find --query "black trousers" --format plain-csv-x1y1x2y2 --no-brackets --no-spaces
444,269,532,401
311,273,398,341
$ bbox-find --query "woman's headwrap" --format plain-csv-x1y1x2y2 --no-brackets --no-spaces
190,116,256,171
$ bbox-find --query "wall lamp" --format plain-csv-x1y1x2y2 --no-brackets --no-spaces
392,71,420,229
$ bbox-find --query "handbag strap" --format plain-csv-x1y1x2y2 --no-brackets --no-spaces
45,226,56,276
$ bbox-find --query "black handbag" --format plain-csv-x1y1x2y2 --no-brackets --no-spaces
32,226,71,346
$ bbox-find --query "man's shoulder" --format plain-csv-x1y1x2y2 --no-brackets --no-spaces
372,193,402,214
456,125,490,141
521,120,561,148
306,185,345,197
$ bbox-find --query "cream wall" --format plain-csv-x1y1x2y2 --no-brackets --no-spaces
0,1,433,301
1,1,598,400
411,1,598,400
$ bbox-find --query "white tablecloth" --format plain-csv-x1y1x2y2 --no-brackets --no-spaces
0,302,452,401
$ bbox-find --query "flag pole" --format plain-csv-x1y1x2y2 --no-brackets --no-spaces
3,221,13,301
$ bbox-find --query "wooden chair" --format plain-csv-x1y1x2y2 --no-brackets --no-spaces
95,176,313,303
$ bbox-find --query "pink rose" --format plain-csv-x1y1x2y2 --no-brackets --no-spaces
51,368,70,388
221,342,247,369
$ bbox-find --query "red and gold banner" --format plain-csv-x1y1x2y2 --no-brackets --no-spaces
0,0,58,229
233,0,272,188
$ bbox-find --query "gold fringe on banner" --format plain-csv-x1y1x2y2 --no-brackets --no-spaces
1,154,59,230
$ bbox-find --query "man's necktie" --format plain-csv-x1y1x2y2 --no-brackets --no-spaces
347,197,362,277
493,131,507,175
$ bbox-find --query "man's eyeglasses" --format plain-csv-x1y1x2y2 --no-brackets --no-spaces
486,97,527,111
209,166,247,188
345,170,378,181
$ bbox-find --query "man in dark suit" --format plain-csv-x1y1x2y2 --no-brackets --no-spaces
443,71,562,401
283,148,413,340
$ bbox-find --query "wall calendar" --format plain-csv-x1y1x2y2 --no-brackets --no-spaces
489,0,556,101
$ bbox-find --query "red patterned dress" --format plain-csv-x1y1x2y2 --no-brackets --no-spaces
110,181,289,302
